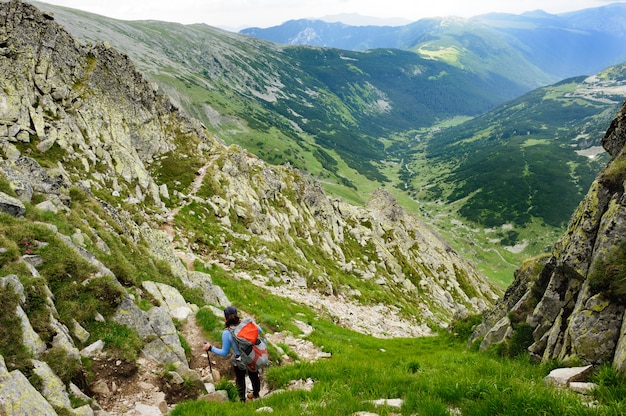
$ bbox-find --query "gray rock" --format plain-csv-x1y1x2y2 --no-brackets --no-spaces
141,281,193,321
0,191,25,216
32,359,73,410
544,365,593,387
16,305,46,356
81,340,105,357
113,297,154,339
1,274,26,303
0,367,58,416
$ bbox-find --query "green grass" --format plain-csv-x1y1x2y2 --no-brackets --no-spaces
174,319,615,415
176,270,626,415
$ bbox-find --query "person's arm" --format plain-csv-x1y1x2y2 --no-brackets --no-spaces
204,330,232,357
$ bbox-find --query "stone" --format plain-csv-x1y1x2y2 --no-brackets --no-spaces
113,297,154,338
32,359,72,410
569,382,597,394
1,275,26,303
16,305,46,356
81,340,105,357
0,191,25,216
544,365,594,387
369,398,404,408
0,369,57,416
72,319,91,344
141,281,193,321
199,390,229,403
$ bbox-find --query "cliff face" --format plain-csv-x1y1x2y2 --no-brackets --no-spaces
0,2,501,413
475,100,626,369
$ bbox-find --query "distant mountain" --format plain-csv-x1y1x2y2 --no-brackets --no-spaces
318,13,410,27
241,4,626,87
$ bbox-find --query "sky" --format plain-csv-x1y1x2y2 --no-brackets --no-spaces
34,0,623,31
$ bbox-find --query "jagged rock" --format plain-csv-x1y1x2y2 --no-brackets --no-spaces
185,271,230,307
142,281,193,321
1,274,26,303
32,359,73,410
144,306,187,366
50,316,81,360
569,382,597,394
0,191,25,216
72,318,91,344
113,297,154,339
16,305,46,356
479,316,513,351
35,199,58,213
0,356,57,416
172,362,206,392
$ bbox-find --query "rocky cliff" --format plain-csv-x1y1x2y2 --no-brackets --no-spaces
0,1,499,414
474,99,626,369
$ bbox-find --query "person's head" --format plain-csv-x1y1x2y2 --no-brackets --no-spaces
224,305,240,327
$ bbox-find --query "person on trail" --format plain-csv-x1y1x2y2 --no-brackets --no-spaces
203,305,262,401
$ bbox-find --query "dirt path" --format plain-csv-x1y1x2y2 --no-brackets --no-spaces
183,314,233,381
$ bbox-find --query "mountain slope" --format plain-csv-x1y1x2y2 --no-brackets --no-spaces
473,98,626,370
30,0,529,196
417,69,624,227
0,2,499,413
394,66,625,284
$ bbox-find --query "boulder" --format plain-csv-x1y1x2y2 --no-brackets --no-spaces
0,191,25,216
32,359,72,410
0,356,57,416
544,365,593,387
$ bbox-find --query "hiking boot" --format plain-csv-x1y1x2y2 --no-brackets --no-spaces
247,393,259,400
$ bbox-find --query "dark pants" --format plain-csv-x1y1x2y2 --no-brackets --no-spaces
233,365,260,401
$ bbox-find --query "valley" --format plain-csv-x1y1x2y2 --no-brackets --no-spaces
31,0,626,286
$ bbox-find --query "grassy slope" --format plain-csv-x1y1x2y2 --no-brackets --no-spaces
173,276,626,415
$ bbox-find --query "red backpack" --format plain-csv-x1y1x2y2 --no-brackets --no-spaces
229,318,270,371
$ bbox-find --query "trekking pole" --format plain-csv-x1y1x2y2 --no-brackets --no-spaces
203,342,213,374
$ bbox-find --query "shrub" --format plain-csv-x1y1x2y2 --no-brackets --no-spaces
43,347,83,385
0,287,30,371
589,240,626,301
507,322,535,357
448,313,483,341
215,378,239,402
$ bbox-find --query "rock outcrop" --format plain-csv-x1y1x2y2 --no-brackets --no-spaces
474,100,626,370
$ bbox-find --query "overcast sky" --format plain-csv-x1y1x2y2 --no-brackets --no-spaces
34,0,623,31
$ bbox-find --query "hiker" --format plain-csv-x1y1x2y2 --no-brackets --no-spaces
203,305,262,401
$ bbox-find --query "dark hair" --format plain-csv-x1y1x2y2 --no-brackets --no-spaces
224,305,240,327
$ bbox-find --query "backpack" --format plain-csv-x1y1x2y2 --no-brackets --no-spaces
229,317,269,372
